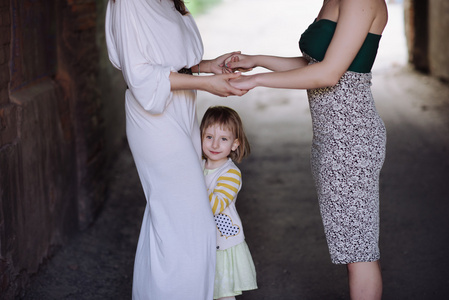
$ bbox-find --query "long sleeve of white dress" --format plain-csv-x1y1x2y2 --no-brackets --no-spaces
106,0,203,114
105,1,216,299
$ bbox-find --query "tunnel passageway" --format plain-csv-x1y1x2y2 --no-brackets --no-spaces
23,1,449,299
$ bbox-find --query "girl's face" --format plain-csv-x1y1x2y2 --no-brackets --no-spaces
202,124,239,169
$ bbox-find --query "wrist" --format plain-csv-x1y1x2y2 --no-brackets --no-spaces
252,55,260,68
253,73,262,88
192,63,200,74
192,61,206,74
200,60,212,73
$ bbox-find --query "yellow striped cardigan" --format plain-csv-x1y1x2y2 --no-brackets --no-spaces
203,158,245,250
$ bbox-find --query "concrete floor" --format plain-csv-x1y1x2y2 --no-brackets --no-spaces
22,1,449,299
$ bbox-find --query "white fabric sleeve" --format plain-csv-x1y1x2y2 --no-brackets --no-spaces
209,168,242,215
105,0,174,114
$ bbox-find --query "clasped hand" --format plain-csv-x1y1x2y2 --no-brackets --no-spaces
221,53,257,91
206,52,256,96
204,52,245,97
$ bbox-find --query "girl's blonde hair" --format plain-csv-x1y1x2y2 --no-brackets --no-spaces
200,106,251,163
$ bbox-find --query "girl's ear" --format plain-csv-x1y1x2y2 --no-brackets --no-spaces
231,139,240,151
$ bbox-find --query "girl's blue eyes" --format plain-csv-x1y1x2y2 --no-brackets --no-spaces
204,136,228,141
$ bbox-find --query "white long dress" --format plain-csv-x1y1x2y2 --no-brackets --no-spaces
105,1,216,299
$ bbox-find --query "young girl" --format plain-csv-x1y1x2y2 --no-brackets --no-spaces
200,106,257,300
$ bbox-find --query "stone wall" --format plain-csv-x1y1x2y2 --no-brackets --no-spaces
97,0,127,166
428,0,449,81
404,0,449,81
404,0,429,72
0,0,126,297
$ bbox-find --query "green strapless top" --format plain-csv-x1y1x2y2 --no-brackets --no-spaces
299,19,381,73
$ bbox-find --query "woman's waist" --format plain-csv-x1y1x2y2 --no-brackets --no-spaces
311,112,384,128
310,119,386,145
126,87,196,110
310,113,385,134
302,51,377,74
125,90,198,131
308,97,381,123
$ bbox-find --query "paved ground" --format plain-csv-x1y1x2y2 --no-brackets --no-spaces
21,1,449,299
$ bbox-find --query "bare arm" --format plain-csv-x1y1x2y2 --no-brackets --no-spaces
191,51,242,74
230,0,385,91
226,54,309,72
169,72,247,97
170,51,247,97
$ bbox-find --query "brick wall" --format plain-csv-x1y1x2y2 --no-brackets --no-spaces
57,0,107,229
0,0,126,297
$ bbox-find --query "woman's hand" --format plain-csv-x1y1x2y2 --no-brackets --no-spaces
206,72,248,97
170,71,248,96
224,54,256,73
229,74,257,91
209,51,242,74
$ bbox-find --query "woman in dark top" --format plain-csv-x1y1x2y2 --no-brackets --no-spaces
226,0,388,299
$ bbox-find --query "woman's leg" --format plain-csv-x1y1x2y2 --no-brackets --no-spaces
347,261,382,300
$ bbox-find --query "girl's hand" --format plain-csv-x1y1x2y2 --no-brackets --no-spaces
229,74,257,91
224,54,255,73
206,72,248,97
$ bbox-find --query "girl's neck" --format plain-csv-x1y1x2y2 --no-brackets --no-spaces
205,158,228,170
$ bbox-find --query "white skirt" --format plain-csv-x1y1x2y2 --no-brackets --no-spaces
214,241,258,299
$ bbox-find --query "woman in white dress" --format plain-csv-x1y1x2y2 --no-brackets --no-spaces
105,1,245,299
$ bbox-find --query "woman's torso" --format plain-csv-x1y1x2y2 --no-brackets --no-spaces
299,0,387,141
316,0,387,36
108,0,203,71
299,0,387,73
299,19,381,73
106,0,204,136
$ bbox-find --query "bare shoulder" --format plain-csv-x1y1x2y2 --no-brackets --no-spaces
339,0,388,34
372,0,388,34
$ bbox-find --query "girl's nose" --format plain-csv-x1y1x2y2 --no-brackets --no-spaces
212,139,219,148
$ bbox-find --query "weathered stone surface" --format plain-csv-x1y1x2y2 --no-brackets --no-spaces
404,0,449,81
404,0,429,72
0,104,18,145
428,0,449,81
1,0,125,297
